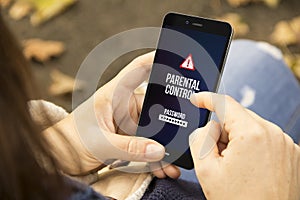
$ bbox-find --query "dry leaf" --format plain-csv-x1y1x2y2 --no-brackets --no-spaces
30,0,77,26
270,16,300,46
292,56,300,79
49,69,84,96
283,54,295,69
7,0,77,25
227,0,253,7
218,13,249,36
263,0,280,8
290,16,300,38
9,1,32,20
0,0,11,8
270,21,297,46
283,54,300,79
294,65,300,79
22,38,65,62
227,0,280,8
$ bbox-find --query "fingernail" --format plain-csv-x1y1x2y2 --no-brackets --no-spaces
189,129,199,145
145,144,165,160
199,134,216,160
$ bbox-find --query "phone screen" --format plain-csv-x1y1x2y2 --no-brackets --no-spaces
136,13,232,169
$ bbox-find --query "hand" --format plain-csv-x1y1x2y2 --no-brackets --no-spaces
46,52,180,178
92,51,180,178
189,92,300,200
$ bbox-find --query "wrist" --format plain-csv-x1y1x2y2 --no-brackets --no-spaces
290,144,300,200
297,145,300,199
43,113,103,175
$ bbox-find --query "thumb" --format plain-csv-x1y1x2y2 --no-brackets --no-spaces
107,133,165,162
113,51,154,91
189,121,221,173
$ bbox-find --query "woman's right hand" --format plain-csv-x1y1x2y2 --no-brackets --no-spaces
189,92,300,200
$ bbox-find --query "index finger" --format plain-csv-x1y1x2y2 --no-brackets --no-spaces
190,92,253,134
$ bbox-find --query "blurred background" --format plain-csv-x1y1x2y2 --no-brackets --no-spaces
1,0,299,111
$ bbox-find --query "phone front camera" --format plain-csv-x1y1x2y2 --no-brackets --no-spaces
185,20,189,24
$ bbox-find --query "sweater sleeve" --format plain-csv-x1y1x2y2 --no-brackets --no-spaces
28,100,69,129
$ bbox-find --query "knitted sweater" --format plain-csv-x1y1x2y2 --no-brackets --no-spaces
141,178,205,200
67,176,205,200
29,100,206,200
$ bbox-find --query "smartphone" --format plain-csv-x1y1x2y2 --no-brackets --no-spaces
136,13,233,169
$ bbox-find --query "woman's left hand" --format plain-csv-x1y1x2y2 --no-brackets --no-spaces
45,52,180,178
93,51,180,179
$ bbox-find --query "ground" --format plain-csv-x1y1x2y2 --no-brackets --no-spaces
2,0,300,111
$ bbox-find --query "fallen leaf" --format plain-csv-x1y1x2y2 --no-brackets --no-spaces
227,0,252,7
22,38,65,63
30,0,77,26
218,13,249,36
294,67,300,79
290,16,300,41
263,0,280,8
0,0,11,8
270,21,297,46
270,16,300,46
9,1,32,20
292,56,300,79
283,54,300,79
227,0,280,8
283,54,295,69
49,69,84,96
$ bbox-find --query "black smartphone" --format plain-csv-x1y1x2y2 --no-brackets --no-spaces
136,13,233,169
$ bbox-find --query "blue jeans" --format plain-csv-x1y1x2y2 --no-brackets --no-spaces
180,39,300,183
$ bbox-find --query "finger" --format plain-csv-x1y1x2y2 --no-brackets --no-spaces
133,81,147,113
245,108,269,125
218,127,229,145
161,162,181,179
113,51,155,91
112,94,140,136
150,162,166,179
190,92,253,135
107,133,165,162
244,107,283,139
134,93,145,114
189,121,221,172
245,108,277,135
122,51,155,74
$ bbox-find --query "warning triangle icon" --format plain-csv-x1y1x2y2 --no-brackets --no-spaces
180,54,195,71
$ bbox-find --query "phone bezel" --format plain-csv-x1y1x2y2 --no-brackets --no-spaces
138,12,233,169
